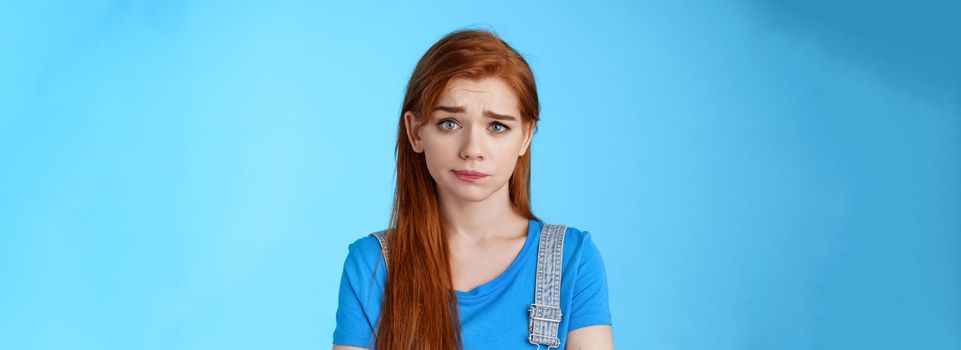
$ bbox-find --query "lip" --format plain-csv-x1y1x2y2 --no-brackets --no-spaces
452,169,489,182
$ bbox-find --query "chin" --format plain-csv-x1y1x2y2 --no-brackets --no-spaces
442,184,496,203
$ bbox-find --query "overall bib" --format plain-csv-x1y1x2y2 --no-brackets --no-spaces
371,223,568,349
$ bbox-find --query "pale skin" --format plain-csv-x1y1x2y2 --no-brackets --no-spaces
333,77,613,350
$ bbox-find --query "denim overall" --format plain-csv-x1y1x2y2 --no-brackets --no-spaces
371,223,568,349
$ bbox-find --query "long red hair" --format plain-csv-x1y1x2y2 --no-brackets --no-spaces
374,29,542,349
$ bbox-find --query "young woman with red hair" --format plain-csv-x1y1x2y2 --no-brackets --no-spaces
333,29,614,350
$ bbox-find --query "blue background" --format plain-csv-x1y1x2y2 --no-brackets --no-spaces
2,0,959,349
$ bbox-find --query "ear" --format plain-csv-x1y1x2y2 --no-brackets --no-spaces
518,120,535,156
404,111,425,153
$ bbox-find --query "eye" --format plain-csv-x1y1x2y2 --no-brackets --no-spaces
437,119,460,132
490,122,511,133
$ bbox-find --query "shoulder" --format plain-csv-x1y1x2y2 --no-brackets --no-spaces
342,229,388,274
560,224,591,242
348,229,384,253
559,224,598,254
556,224,606,270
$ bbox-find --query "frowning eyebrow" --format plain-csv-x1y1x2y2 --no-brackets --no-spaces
433,105,518,122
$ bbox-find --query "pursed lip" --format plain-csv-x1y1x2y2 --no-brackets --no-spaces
452,169,489,177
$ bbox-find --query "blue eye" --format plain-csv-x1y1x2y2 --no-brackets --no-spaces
438,120,459,131
490,123,510,133
436,119,511,134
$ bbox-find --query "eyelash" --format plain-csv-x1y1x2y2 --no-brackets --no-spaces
436,119,511,134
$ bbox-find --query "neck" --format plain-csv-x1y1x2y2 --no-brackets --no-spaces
437,182,527,241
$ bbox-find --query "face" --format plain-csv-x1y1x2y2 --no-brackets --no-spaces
404,77,534,204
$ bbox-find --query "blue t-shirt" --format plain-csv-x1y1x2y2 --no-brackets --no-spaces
333,218,612,349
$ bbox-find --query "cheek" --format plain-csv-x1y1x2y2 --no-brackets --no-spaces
424,137,455,156
494,141,524,173
501,136,525,156
421,139,456,171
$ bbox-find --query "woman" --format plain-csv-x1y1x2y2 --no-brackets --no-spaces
333,29,614,350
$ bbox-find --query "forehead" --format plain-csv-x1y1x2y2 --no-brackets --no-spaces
436,77,520,112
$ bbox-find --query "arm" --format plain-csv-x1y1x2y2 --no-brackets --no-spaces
566,325,614,350
565,231,614,349
332,239,379,349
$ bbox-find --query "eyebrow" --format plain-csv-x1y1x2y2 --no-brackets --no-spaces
433,105,518,122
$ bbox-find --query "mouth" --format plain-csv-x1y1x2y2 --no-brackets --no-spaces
452,169,489,182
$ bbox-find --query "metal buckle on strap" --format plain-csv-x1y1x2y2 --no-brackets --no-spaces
528,304,562,348
528,304,562,323
528,334,560,349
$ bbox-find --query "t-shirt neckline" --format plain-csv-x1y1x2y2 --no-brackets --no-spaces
454,218,541,301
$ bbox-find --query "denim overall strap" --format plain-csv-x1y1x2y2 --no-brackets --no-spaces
528,223,567,349
371,230,389,273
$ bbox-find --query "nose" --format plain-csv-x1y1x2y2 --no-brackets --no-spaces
459,125,485,160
